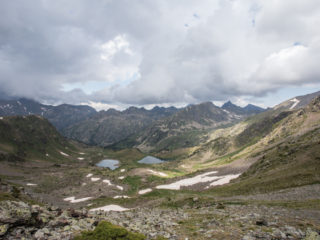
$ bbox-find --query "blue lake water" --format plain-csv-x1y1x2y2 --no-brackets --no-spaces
138,156,165,164
96,159,119,170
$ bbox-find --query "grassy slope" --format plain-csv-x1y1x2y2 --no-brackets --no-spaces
0,115,78,163
209,127,320,196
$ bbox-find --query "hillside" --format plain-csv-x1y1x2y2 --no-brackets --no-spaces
63,106,179,146
0,97,265,151
175,94,320,192
0,98,96,131
185,96,319,207
112,102,257,152
0,115,77,163
64,101,265,150
273,90,320,111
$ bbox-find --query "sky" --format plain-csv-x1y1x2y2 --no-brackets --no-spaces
1,0,320,110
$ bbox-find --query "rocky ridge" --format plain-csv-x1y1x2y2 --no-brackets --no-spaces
1,200,320,240
0,98,96,131
0,200,187,240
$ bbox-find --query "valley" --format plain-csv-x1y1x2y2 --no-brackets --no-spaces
1,92,320,239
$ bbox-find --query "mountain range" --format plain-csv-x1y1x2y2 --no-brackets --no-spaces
0,98,264,148
1,90,320,239
64,101,267,149
1,91,319,153
0,98,96,131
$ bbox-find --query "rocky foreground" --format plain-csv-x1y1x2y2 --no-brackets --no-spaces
1,200,320,240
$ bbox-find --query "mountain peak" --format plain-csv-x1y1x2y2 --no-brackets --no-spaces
222,101,244,115
222,100,237,108
123,106,147,114
198,101,216,108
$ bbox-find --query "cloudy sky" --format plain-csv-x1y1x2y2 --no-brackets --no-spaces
1,0,320,110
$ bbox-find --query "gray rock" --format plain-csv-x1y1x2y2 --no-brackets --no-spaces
34,229,45,239
0,224,9,236
304,229,320,240
285,225,301,237
256,219,268,226
0,201,32,225
242,235,255,240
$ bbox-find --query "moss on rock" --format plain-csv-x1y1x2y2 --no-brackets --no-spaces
74,221,146,240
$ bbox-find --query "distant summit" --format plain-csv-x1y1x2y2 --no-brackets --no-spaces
243,104,265,114
222,101,265,115
222,101,245,115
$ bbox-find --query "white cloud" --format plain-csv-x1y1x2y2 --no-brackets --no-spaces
100,34,134,61
0,0,320,106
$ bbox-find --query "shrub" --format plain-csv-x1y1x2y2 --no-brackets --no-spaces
74,221,146,240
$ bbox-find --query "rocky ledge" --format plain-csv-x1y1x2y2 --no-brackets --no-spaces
0,200,186,239
1,200,320,240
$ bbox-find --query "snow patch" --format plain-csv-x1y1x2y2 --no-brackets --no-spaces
78,157,84,160
205,174,241,189
120,169,126,172
45,153,49,157
91,177,100,182
138,188,152,195
86,173,93,178
113,195,130,199
60,151,69,157
79,152,85,155
118,176,125,180
102,179,113,185
0,117,3,120
89,204,130,212
156,171,219,190
147,169,168,177
26,183,37,186
116,185,124,191
222,109,230,114
156,171,240,190
64,196,92,203
290,98,300,109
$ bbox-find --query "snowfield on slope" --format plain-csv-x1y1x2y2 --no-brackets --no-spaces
147,169,168,177
64,196,92,203
89,204,130,212
156,171,240,190
60,151,69,157
290,98,300,109
138,188,152,195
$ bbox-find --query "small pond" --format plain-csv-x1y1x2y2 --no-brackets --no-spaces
96,159,119,170
138,156,165,164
